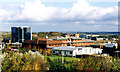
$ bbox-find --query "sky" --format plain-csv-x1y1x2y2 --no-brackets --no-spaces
0,0,118,32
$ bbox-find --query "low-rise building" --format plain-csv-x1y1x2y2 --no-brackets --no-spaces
105,42,118,48
91,42,118,56
5,43,22,49
51,46,103,57
91,37,108,41
22,38,66,52
53,37,95,47
22,34,96,52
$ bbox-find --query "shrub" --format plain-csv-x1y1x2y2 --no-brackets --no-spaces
47,52,52,56
75,57,120,72
2,52,48,71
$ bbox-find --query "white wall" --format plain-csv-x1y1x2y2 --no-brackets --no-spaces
51,47,103,57
52,50,74,56
77,48,102,55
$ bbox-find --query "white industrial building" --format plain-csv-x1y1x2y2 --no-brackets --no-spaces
105,42,118,48
51,46,103,57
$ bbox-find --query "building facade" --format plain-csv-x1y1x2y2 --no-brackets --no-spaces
53,37,95,47
22,37,95,52
22,38,66,52
51,46,103,57
11,26,32,43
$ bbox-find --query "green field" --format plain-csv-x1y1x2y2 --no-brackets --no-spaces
47,55,80,62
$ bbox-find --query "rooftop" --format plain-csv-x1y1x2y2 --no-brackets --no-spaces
52,46,78,51
52,46,102,51
12,26,31,28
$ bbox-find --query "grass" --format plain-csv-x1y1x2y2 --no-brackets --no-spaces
47,55,80,62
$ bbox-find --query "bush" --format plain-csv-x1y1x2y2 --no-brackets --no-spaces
2,52,48,71
74,57,120,72
47,58,75,72
47,52,52,56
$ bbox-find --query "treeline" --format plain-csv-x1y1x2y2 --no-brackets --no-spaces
47,57,120,72
98,35,119,38
32,32,64,40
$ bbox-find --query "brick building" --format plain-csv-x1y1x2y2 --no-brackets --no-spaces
22,38,67,52
22,37,95,52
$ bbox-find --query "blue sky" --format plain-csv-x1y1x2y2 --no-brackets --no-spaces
0,0,118,32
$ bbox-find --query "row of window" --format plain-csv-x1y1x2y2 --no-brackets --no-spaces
52,51,72,54
72,42,94,44
49,44,63,46
58,40,82,42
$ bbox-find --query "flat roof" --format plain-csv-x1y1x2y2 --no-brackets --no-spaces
53,38,67,40
52,46,78,51
71,38,82,40
52,46,102,51
11,26,31,28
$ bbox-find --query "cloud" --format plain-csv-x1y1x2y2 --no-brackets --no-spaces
6,0,117,23
0,0,118,31
0,7,12,21
7,0,58,22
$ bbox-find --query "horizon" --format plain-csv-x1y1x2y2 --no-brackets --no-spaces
0,31,120,33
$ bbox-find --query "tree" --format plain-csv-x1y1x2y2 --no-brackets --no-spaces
2,52,48,71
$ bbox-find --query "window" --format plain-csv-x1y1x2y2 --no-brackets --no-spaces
53,51,55,53
89,49,91,53
84,49,87,53
78,48,82,50
70,51,72,54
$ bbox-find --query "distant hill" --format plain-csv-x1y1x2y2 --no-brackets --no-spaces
37,32,64,38
66,32,120,35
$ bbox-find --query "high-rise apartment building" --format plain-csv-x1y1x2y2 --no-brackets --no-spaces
11,26,32,43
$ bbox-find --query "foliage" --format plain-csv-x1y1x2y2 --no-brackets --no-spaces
74,57,120,72
2,52,120,72
47,55,78,62
0,50,2,54
38,32,63,38
2,51,48,71
47,56,120,72
47,52,52,56
98,35,107,38
47,58,75,72
108,35,119,38
32,36,39,40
